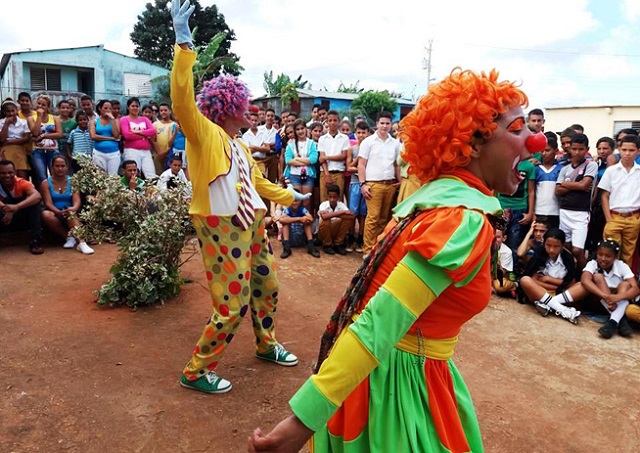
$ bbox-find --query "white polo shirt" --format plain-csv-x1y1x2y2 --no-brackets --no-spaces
597,162,640,211
318,200,349,223
583,259,634,289
358,131,401,181
241,128,266,159
258,124,277,146
544,255,567,280
318,132,350,172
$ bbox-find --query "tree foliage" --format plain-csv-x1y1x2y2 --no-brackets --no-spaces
351,91,398,123
336,81,364,94
152,31,243,103
71,156,195,309
263,72,309,96
131,0,240,74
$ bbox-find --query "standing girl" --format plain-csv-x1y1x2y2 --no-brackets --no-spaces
284,119,317,211
519,228,581,323
120,97,157,178
91,100,121,175
29,95,62,188
0,100,31,179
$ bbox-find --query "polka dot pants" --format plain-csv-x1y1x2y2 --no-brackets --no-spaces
183,211,280,380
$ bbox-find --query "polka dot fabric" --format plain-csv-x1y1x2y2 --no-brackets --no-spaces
183,212,280,380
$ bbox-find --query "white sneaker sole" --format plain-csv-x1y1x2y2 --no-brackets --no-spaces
256,355,299,367
179,380,233,394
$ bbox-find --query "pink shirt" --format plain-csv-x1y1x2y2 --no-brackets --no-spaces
120,116,156,151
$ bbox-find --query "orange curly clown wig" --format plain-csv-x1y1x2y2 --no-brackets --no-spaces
400,68,528,184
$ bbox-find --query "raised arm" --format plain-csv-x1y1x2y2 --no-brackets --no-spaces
170,0,212,149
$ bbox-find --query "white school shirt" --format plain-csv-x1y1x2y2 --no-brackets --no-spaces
544,255,567,280
358,132,400,181
0,117,29,140
498,242,514,272
597,162,640,211
258,124,277,145
206,139,267,216
158,168,192,197
318,132,350,172
583,259,634,289
241,128,267,159
535,164,560,216
318,200,349,223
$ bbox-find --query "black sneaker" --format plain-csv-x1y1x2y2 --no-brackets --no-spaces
598,319,618,339
618,317,633,337
280,247,292,259
307,244,320,258
323,246,335,255
334,245,347,256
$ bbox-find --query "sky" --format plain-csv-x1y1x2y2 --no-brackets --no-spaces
1,0,640,110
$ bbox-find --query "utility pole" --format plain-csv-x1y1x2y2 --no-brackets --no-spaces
422,39,434,86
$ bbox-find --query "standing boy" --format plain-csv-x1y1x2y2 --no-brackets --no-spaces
318,110,350,201
555,133,598,269
357,111,401,255
598,135,640,266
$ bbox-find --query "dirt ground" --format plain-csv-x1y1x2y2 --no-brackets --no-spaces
1,237,639,453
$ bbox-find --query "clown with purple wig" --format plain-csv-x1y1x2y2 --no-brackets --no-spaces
170,0,309,394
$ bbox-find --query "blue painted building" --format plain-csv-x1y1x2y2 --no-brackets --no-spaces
252,88,415,123
0,45,168,105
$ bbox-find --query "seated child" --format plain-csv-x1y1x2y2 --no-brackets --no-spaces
516,220,548,266
580,239,638,338
279,199,320,259
493,228,517,297
519,228,581,324
158,155,191,199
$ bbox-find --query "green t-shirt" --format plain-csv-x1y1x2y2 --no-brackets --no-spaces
59,119,77,153
497,159,535,211
120,176,145,193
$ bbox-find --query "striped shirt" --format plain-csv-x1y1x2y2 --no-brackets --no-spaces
68,127,94,156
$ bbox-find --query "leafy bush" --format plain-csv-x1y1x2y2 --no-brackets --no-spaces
71,156,194,308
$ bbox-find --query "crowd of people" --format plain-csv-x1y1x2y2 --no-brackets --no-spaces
1,89,639,340
492,109,640,338
0,92,190,254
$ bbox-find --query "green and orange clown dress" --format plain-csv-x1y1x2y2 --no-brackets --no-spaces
289,169,501,452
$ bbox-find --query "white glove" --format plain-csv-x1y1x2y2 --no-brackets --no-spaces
287,184,312,201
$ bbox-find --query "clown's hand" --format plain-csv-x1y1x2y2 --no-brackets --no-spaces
170,0,195,47
287,184,311,201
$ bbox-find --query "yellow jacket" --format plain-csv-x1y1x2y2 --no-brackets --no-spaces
170,45,294,215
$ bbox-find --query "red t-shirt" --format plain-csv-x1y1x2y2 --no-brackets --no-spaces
0,177,35,202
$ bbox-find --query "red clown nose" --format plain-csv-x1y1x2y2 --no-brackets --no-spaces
526,133,547,154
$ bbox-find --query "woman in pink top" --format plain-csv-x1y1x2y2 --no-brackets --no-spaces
120,97,157,178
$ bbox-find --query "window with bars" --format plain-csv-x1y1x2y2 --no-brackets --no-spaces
30,67,62,91
123,73,152,97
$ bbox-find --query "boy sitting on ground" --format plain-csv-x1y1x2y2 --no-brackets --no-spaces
493,228,517,297
317,184,355,255
279,199,320,259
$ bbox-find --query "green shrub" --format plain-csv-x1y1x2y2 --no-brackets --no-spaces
71,156,194,308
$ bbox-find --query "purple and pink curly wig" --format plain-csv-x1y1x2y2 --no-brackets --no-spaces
400,68,528,184
196,75,251,125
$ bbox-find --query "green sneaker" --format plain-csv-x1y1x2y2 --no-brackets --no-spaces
179,371,232,394
256,343,298,366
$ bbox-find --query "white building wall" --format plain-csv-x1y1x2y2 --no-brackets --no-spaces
545,106,640,143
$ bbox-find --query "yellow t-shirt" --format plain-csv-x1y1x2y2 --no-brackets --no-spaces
153,120,175,152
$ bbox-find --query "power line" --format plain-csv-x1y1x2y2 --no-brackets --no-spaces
461,42,640,58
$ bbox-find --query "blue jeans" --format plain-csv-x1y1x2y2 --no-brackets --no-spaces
506,208,527,260
32,149,57,188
